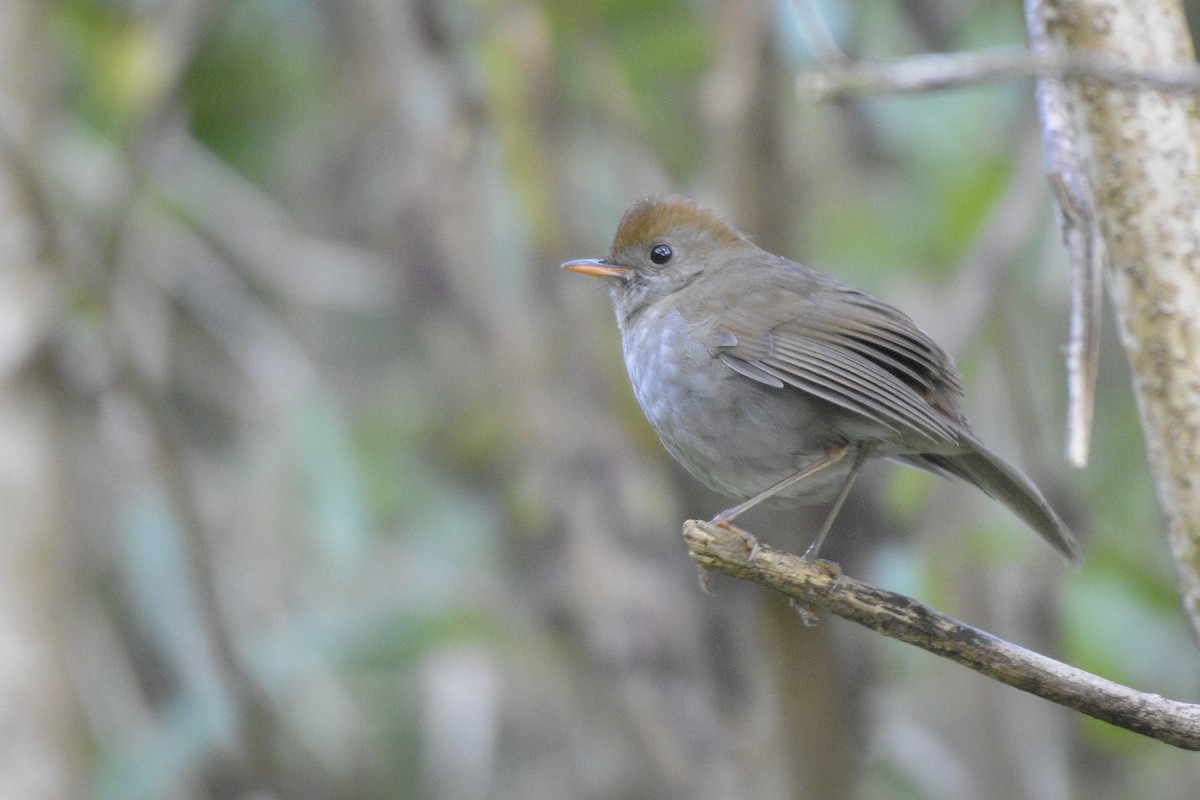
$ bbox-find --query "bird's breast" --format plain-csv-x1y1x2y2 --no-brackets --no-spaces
619,305,852,503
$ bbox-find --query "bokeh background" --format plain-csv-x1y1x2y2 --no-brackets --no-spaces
3,1,1199,798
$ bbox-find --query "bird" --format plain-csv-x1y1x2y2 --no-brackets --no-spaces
562,195,1079,561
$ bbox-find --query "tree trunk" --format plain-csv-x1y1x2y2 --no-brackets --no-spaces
1029,0,1200,639
0,2,84,795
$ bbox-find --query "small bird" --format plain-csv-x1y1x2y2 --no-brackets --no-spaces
562,196,1078,561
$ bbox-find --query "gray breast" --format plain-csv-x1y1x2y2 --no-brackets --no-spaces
621,307,854,505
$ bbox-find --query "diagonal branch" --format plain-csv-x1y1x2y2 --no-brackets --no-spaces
684,520,1200,750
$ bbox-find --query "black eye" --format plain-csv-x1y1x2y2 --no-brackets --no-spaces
650,244,672,264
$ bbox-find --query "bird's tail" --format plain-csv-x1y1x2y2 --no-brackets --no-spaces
904,443,1080,562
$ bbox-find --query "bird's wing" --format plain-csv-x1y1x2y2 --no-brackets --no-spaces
706,285,967,446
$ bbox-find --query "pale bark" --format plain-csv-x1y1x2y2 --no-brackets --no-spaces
1029,0,1200,639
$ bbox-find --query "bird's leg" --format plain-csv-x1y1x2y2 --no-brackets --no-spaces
802,441,875,560
710,445,851,559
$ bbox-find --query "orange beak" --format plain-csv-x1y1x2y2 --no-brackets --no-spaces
561,258,630,279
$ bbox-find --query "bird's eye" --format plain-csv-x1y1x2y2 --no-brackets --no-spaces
650,244,673,264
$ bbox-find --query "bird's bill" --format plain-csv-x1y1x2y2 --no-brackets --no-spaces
560,258,629,279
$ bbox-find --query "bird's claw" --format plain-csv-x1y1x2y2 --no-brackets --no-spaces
810,557,842,582
715,519,760,562
788,597,820,627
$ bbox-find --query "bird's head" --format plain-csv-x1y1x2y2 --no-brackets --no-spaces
562,196,746,321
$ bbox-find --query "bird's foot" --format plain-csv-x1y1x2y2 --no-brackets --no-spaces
712,518,760,562
811,557,843,584
788,597,820,627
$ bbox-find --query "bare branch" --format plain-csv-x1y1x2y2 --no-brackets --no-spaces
1027,7,1104,471
684,520,1200,750
1050,171,1103,469
798,47,1200,100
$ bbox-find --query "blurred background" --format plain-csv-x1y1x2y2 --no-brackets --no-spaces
2,0,1198,798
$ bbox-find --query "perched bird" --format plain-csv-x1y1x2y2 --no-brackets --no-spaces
562,196,1078,560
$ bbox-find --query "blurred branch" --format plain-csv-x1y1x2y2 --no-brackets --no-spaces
118,349,287,790
685,520,1200,751
798,47,1200,100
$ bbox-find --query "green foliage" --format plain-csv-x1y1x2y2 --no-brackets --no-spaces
1063,560,1200,751
51,0,335,180
51,0,160,138
548,0,713,177
1063,560,1198,701
810,87,1021,285
180,2,335,182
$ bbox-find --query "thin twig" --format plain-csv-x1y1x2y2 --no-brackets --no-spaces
1050,172,1103,469
798,47,1200,100
684,520,1200,750
1026,3,1104,470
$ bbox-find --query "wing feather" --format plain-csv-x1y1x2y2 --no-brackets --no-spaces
708,285,966,446
765,333,959,441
